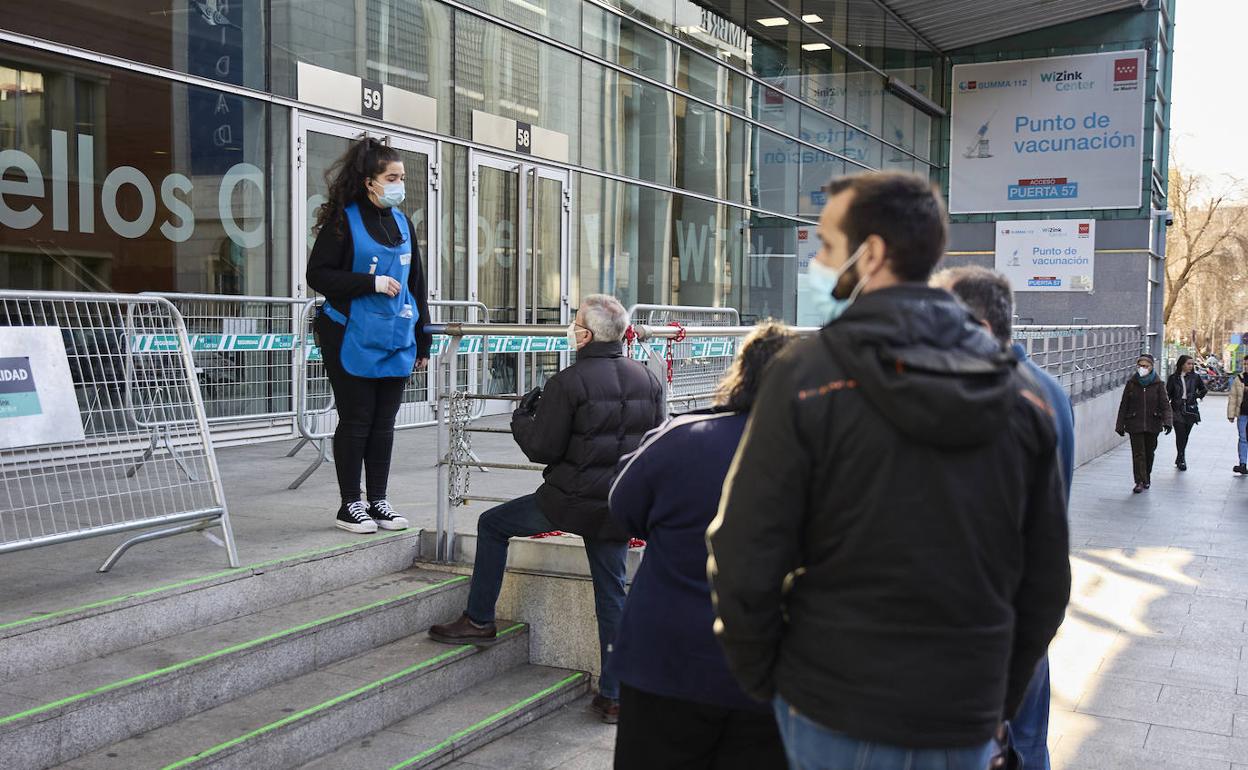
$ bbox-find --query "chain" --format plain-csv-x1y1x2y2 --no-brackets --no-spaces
448,389,473,505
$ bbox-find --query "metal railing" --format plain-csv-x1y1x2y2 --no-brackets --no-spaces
1013,325,1143,404
287,299,492,489
0,290,239,572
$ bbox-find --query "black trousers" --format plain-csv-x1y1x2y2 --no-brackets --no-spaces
315,312,406,503
614,684,787,770
1174,419,1194,460
1129,431,1159,484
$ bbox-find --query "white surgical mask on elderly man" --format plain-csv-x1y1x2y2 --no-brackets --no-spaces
1137,366,1152,378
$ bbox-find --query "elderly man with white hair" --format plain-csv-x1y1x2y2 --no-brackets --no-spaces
430,294,666,723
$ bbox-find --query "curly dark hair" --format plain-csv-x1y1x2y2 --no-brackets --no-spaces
713,320,798,412
313,136,402,236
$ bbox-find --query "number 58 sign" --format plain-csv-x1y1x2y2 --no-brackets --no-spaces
515,121,532,154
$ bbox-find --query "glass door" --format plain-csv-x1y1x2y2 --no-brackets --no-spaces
469,152,570,396
294,115,440,415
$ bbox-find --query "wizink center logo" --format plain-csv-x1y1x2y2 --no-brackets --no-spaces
0,358,41,419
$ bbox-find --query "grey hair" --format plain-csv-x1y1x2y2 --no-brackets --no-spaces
578,294,630,342
931,266,1014,344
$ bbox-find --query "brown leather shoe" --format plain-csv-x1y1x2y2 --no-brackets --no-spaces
429,613,498,646
591,694,620,724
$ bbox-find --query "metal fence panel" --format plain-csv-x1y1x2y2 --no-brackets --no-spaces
0,290,238,571
628,305,741,411
1013,325,1142,404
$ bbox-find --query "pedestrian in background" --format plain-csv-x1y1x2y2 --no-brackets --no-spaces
1116,354,1173,493
608,321,795,770
1228,369,1248,475
1167,355,1206,472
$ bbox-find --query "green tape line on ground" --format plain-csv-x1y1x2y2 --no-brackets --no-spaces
0,531,412,633
389,671,588,770
0,575,469,727
161,623,527,770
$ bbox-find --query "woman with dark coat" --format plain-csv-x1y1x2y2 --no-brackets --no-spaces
1116,353,1174,493
306,137,432,534
1167,355,1207,471
607,321,795,770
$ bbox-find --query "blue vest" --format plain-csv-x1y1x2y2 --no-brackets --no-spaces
322,203,417,378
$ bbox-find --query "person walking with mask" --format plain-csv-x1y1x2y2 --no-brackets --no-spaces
1228,369,1248,475
307,136,431,534
1167,355,1206,472
1116,354,1173,493
608,321,795,770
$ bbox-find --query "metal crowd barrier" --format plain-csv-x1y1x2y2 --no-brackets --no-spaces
141,293,307,442
0,290,239,572
287,298,492,489
628,304,741,411
428,322,810,562
1013,325,1143,404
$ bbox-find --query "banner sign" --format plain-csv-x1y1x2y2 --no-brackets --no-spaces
950,51,1147,213
995,219,1095,292
128,335,740,362
0,328,86,450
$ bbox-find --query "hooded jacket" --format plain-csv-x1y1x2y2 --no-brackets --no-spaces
511,341,666,541
707,284,1070,749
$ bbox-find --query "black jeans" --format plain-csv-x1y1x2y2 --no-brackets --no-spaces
1174,419,1194,461
1129,431,1159,484
316,312,406,503
614,684,787,770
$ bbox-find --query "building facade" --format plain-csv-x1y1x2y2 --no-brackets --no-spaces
0,0,1171,338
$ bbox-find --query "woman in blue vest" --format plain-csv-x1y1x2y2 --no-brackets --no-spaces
307,137,431,533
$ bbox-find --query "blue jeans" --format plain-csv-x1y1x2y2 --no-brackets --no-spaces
772,696,995,770
1238,416,1248,465
465,494,628,700
1009,656,1052,770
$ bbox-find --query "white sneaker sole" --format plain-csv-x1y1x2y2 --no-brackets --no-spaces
375,518,408,531
335,520,378,534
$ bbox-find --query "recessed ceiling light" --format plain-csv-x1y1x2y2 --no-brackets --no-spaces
757,17,789,26
802,42,831,51
802,14,823,23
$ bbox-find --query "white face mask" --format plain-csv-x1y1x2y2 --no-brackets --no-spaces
1137,366,1152,378
373,180,406,208
567,323,581,352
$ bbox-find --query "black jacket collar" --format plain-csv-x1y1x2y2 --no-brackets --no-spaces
578,340,625,359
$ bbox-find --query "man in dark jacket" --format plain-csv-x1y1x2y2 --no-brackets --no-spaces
707,172,1071,767
934,265,1075,770
430,294,665,723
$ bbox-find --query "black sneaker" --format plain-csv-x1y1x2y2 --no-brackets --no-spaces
336,500,378,534
1235,465,1248,475
367,499,409,531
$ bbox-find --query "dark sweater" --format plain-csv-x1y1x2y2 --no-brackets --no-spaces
608,409,764,712
306,199,432,359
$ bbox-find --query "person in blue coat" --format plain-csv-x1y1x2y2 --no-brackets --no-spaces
307,137,431,535
607,321,796,770
934,266,1075,770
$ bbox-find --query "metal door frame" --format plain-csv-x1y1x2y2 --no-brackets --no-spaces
467,150,572,391
293,113,441,301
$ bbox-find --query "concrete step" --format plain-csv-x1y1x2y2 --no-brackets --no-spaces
448,694,616,769
0,530,422,681
58,624,535,770
0,567,468,770
301,664,590,769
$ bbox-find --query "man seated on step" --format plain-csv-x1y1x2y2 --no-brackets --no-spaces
430,294,666,724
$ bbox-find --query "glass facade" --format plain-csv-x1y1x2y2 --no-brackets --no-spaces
1,0,941,322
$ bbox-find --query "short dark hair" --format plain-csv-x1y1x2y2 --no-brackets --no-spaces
823,172,948,281
931,266,1014,343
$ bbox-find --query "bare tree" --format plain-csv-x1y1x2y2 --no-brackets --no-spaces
1164,164,1248,328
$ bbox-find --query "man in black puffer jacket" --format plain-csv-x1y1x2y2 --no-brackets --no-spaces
431,294,665,723
708,173,1071,767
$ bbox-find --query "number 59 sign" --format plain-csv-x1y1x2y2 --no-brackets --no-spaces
361,80,384,119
